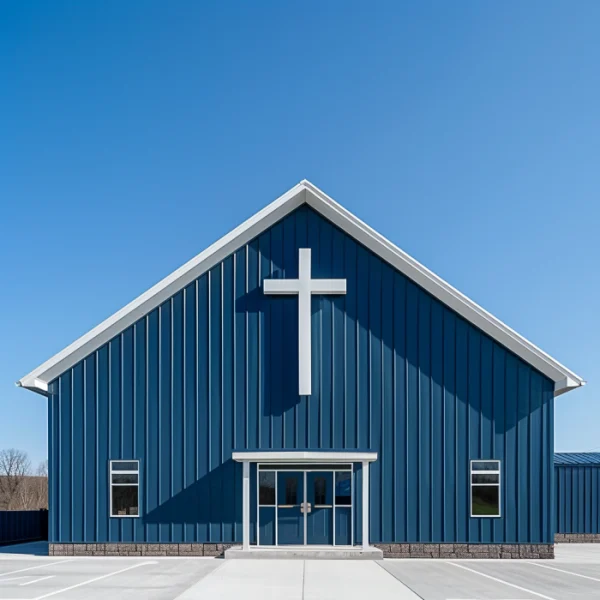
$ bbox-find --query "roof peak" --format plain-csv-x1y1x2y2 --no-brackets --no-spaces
18,180,584,396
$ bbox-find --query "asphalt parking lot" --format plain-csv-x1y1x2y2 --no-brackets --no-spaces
1,542,600,599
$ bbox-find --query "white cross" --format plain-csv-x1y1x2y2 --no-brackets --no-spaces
263,248,347,396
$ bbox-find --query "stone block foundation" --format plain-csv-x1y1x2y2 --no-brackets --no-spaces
50,542,554,558
373,543,554,559
49,543,234,557
555,533,600,543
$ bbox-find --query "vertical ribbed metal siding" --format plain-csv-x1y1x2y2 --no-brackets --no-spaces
48,204,555,544
555,465,600,534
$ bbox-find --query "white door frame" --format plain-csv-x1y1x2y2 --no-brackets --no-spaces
234,451,377,551
255,464,354,547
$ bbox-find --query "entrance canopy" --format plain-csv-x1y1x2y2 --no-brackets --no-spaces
232,451,377,464
233,451,377,551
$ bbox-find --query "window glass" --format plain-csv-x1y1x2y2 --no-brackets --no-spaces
111,461,138,471
335,472,351,506
314,477,326,505
259,472,275,505
112,485,139,516
471,461,499,471
285,477,297,504
112,473,138,484
471,473,499,485
472,485,499,516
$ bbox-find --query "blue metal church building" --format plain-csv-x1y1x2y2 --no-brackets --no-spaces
18,181,584,558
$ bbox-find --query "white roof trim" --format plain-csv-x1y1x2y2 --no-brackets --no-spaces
232,451,378,463
17,179,584,397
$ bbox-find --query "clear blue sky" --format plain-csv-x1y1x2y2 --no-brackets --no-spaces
1,1,598,467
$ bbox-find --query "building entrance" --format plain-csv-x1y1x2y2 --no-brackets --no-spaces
257,464,353,546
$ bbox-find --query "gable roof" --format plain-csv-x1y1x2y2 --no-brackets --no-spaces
555,453,600,466
17,180,584,397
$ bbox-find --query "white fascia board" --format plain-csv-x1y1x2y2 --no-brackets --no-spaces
232,451,378,463
554,377,585,397
18,179,584,397
17,378,49,395
302,181,585,396
17,184,308,394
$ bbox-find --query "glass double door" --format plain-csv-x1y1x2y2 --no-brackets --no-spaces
277,471,334,545
257,466,353,546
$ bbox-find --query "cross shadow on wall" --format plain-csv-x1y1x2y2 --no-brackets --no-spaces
235,273,304,418
231,207,541,437
143,460,242,537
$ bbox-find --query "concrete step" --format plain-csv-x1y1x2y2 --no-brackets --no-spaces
224,545,383,560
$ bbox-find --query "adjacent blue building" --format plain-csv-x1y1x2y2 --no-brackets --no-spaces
18,181,585,558
555,453,600,543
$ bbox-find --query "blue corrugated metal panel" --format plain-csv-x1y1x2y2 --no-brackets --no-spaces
555,453,600,466
48,205,555,544
0,511,48,545
555,464,600,534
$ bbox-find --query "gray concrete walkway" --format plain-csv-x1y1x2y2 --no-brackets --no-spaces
1,542,600,599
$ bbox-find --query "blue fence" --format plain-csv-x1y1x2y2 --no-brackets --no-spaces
0,510,48,545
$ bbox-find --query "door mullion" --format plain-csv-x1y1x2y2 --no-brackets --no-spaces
303,470,307,546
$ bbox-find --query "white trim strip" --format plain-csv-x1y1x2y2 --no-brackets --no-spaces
17,180,584,396
17,185,307,391
233,451,377,463
303,181,584,392
362,460,370,549
242,460,250,551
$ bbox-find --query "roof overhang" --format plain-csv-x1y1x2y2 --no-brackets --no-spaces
17,179,585,397
232,451,378,463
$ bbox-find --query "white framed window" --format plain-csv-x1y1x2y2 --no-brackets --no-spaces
110,460,139,517
470,460,501,518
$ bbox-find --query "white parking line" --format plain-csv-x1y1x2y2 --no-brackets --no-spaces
531,562,600,583
21,575,55,586
0,560,72,578
0,576,29,583
33,560,157,600
448,562,557,600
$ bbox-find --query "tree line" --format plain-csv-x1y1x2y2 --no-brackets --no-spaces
0,449,48,510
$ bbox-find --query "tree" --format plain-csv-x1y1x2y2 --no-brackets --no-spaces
0,449,31,510
30,460,48,509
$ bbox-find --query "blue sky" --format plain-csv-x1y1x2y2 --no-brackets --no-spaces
1,1,598,467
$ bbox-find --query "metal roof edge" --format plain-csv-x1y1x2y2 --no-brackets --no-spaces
555,452,600,466
18,182,308,392
302,181,584,396
18,179,584,397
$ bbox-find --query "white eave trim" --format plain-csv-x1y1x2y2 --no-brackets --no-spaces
554,377,584,397
16,378,49,395
18,179,584,397
232,451,378,463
